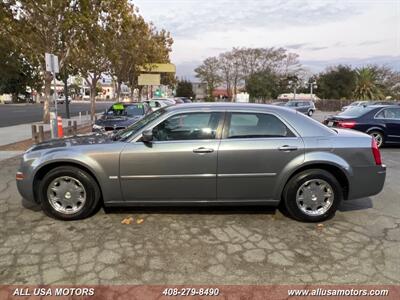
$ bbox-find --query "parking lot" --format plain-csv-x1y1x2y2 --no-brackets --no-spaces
0,147,399,285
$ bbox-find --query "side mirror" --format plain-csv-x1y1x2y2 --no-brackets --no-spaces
142,130,153,143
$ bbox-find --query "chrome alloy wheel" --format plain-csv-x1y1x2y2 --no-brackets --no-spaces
295,179,334,216
370,132,383,148
47,176,87,215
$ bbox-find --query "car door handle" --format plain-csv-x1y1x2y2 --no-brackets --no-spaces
278,145,298,151
193,147,214,153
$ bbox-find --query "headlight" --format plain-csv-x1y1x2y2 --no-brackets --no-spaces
92,124,104,130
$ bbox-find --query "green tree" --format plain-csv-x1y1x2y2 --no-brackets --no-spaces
353,67,385,100
3,0,81,122
246,70,280,101
175,80,195,98
195,57,222,100
316,65,357,99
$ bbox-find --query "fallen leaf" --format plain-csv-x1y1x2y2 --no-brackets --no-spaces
136,218,144,224
316,223,324,230
121,217,134,225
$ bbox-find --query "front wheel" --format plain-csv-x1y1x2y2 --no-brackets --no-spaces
283,169,342,222
307,110,314,117
39,166,101,220
369,131,384,148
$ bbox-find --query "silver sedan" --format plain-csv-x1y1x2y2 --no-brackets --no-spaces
16,103,386,222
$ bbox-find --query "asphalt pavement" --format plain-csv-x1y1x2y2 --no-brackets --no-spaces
0,102,111,128
0,149,398,285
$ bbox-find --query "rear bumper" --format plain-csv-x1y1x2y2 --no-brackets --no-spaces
347,164,386,199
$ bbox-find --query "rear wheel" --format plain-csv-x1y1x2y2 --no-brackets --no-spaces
283,169,342,222
39,166,101,220
307,110,314,117
369,131,384,148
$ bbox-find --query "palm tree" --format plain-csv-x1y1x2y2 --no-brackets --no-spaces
353,67,384,100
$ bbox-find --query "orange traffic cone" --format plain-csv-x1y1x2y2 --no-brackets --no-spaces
57,116,63,138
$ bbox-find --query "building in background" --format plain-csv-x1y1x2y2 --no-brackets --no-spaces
278,93,320,101
191,82,207,100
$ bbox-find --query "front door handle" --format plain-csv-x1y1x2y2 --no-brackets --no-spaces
278,145,298,152
193,147,214,154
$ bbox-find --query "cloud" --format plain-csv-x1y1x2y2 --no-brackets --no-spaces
135,0,362,38
285,43,309,50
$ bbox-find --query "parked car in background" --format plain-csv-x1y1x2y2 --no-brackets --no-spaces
271,101,287,106
145,98,175,111
285,100,316,116
323,105,400,148
341,101,369,112
0,94,13,104
92,102,151,132
175,97,192,103
340,100,392,112
17,103,385,222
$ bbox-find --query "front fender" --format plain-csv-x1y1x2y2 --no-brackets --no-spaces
31,148,122,203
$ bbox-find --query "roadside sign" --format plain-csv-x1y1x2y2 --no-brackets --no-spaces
138,74,161,86
45,53,59,74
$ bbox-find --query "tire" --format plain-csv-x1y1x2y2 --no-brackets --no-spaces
369,130,384,148
283,169,342,222
38,166,101,220
307,110,314,117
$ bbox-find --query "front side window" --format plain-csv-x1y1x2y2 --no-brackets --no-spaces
152,112,221,141
227,113,294,139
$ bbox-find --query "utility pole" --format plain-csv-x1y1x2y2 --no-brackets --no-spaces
64,70,70,119
45,53,59,138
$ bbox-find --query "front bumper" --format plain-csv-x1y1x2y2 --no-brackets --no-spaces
347,164,386,200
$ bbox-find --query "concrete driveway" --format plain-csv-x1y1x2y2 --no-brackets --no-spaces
0,150,399,285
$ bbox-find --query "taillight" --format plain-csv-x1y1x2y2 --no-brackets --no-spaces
371,138,382,165
338,121,356,128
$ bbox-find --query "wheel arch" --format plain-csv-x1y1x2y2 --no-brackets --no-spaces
32,161,103,204
279,162,350,202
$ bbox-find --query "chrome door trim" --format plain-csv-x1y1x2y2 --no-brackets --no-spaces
120,174,216,179
217,173,277,178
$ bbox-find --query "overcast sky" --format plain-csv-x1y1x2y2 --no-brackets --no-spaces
134,0,400,79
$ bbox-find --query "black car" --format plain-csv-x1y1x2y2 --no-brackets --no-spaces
285,100,316,117
92,102,151,132
323,105,400,147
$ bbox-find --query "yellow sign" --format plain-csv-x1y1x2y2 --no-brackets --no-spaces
140,63,176,73
138,74,161,86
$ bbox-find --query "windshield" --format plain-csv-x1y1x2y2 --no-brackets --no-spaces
339,106,375,117
113,108,166,141
106,103,145,117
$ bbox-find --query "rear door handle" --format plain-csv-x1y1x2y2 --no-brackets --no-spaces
193,147,214,154
278,145,298,151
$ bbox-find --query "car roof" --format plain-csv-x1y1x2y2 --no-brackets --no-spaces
164,102,297,113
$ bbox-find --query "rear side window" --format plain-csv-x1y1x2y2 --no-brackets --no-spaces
227,113,295,139
376,108,400,119
339,106,375,117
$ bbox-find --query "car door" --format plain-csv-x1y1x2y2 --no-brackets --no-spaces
378,108,400,143
119,111,224,201
217,111,304,200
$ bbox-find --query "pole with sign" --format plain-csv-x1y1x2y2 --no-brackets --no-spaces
45,53,59,138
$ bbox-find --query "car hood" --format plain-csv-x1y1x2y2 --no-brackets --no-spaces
95,115,143,127
28,133,113,152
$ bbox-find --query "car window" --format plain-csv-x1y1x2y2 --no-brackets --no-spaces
339,106,375,117
106,103,144,117
152,112,221,141
377,108,400,119
227,113,295,139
